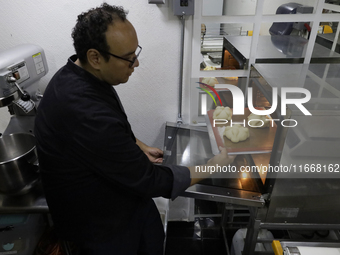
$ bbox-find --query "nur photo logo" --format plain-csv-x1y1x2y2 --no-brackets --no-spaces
197,82,311,127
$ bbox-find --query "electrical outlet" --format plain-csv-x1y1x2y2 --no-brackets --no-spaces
173,0,194,16
180,0,189,6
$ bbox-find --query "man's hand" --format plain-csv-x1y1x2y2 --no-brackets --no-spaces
136,139,163,163
207,146,235,167
144,146,164,163
188,147,235,186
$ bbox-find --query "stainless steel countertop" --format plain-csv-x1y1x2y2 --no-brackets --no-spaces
317,33,340,44
0,183,48,214
224,35,340,64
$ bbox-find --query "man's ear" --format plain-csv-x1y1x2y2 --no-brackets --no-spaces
87,49,102,69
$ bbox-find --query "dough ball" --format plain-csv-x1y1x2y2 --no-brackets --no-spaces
204,66,216,70
202,77,219,87
213,106,232,120
223,124,249,143
247,113,270,128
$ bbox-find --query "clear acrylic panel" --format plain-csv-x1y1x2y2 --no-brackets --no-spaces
202,0,257,16
201,23,254,70
262,0,317,15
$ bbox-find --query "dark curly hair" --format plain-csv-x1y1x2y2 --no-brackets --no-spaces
71,3,128,63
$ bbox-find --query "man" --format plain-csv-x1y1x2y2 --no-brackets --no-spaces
34,3,234,255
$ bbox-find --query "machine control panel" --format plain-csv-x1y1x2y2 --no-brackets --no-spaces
7,61,30,84
0,44,48,108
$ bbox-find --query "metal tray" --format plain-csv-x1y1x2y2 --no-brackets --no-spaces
206,108,277,155
207,52,222,63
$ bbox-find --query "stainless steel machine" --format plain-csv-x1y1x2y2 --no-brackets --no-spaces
0,44,48,195
164,63,340,254
0,44,47,116
0,44,48,130
0,44,49,255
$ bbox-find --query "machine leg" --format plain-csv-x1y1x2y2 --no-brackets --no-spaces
243,218,261,255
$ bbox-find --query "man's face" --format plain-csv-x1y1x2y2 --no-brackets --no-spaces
100,20,139,85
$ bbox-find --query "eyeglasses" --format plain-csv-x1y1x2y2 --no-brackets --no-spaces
100,45,142,67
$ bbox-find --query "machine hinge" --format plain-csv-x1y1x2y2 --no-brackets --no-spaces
261,193,271,202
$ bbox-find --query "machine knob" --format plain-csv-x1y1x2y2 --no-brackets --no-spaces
7,76,17,83
7,76,30,101
20,93,31,101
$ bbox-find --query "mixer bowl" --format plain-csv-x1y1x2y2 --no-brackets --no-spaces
0,133,39,195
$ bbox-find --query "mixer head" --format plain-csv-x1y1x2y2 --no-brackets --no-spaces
0,44,48,114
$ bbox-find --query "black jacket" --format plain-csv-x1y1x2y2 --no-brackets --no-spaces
34,56,190,242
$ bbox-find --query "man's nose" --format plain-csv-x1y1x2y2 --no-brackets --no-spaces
132,58,139,68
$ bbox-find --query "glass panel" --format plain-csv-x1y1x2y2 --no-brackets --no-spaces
263,0,316,15
263,19,312,37
256,34,307,63
257,20,340,63
255,22,317,64
202,0,257,16
201,23,253,70
201,23,224,57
